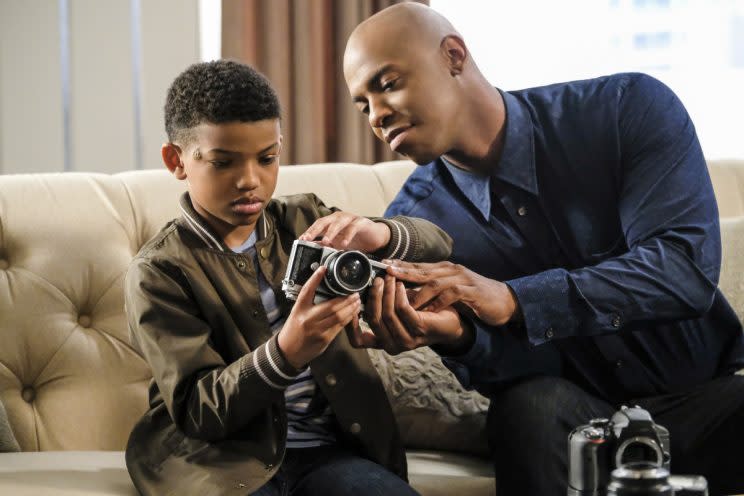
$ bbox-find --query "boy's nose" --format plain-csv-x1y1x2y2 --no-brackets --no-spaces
236,164,259,189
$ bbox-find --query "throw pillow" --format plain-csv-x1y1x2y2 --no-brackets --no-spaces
368,346,490,457
0,397,20,452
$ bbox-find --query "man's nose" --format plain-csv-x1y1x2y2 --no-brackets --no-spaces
368,99,392,129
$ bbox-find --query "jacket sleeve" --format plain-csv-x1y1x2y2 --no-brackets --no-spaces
125,256,303,441
506,74,721,346
287,192,453,262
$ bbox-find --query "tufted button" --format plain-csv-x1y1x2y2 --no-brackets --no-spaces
545,327,554,340
78,315,91,328
259,247,268,259
21,387,35,403
611,314,622,328
237,260,247,270
350,422,361,434
0,259,8,270
517,206,528,217
616,359,624,369
325,373,337,387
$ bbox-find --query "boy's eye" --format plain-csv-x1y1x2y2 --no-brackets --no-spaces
381,79,397,92
210,160,231,169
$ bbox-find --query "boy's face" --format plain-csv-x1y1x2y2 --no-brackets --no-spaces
165,119,281,248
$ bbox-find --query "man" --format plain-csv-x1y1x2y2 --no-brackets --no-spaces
343,3,744,495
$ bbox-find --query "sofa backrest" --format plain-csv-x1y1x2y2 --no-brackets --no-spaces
0,159,742,452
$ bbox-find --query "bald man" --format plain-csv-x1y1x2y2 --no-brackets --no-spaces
344,3,744,496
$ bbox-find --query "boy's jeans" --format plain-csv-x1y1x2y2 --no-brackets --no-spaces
252,445,419,496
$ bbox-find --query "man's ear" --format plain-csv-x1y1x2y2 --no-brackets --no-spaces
162,143,186,179
440,35,468,76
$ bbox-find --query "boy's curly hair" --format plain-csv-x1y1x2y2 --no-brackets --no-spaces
164,60,281,144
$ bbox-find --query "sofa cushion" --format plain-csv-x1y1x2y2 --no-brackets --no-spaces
368,347,490,457
720,216,744,322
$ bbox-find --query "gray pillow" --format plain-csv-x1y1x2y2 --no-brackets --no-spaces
0,398,20,452
368,346,490,457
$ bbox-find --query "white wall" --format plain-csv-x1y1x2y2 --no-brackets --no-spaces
0,0,200,174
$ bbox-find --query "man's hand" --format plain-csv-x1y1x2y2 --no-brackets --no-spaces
382,260,519,327
299,212,390,253
278,266,362,368
354,274,471,355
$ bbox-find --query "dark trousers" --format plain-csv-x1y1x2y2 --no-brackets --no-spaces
487,374,744,496
251,445,419,496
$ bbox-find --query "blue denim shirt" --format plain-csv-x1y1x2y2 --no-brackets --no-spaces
385,73,744,403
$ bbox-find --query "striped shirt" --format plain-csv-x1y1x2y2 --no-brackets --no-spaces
232,231,336,448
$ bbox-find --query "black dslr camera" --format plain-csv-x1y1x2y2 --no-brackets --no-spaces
567,406,707,495
282,239,388,304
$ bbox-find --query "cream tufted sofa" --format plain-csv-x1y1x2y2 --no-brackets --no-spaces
1,159,744,496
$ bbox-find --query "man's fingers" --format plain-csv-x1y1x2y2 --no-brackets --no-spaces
348,318,381,348
295,266,327,307
299,216,332,242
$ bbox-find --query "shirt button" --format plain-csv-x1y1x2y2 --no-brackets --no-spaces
350,422,361,434
252,310,259,317
260,247,268,259
325,373,337,386
265,463,274,470
237,260,246,270
611,314,621,328
545,327,554,340
616,359,624,369
517,206,528,217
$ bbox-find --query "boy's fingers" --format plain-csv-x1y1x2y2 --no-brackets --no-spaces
299,216,332,241
295,266,326,307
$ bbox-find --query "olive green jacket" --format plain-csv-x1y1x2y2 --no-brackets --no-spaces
124,192,452,496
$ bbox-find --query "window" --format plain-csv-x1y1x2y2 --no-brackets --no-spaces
431,0,744,159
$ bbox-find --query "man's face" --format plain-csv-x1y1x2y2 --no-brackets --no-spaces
176,120,281,247
344,36,460,164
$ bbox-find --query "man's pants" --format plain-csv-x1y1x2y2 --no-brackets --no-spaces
487,374,744,496
251,444,419,496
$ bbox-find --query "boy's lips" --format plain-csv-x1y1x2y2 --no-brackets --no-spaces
231,197,263,215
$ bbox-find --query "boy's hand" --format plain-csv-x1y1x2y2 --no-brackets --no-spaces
356,275,470,355
278,265,362,368
299,212,390,253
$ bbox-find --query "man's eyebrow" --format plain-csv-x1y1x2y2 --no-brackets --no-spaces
352,64,395,103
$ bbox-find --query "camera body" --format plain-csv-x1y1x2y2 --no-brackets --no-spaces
567,406,707,495
282,239,388,305
568,406,670,496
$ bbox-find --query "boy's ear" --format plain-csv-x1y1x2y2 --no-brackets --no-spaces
162,143,186,179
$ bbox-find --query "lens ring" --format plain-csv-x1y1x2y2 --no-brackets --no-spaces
324,251,372,295
615,437,663,468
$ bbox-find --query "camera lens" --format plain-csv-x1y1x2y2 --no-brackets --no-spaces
324,251,373,295
608,462,673,496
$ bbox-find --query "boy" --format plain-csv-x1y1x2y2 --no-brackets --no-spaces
124,60,452,495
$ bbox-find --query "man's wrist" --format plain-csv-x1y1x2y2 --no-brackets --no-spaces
431,316,476,356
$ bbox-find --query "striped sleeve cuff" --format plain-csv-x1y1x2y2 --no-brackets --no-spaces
241,334,305,390
373,217,416,260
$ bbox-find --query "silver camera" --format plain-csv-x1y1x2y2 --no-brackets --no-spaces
282,239,388,304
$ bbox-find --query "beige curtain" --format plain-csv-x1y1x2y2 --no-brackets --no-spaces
222,0,427,165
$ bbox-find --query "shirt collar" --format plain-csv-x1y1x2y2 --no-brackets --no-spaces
178,192,269,252
494,89,538,196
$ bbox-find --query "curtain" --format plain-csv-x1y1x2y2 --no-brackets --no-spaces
221,0,428,165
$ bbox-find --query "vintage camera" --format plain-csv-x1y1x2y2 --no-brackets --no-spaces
567,406,707,495
282,239,388,304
